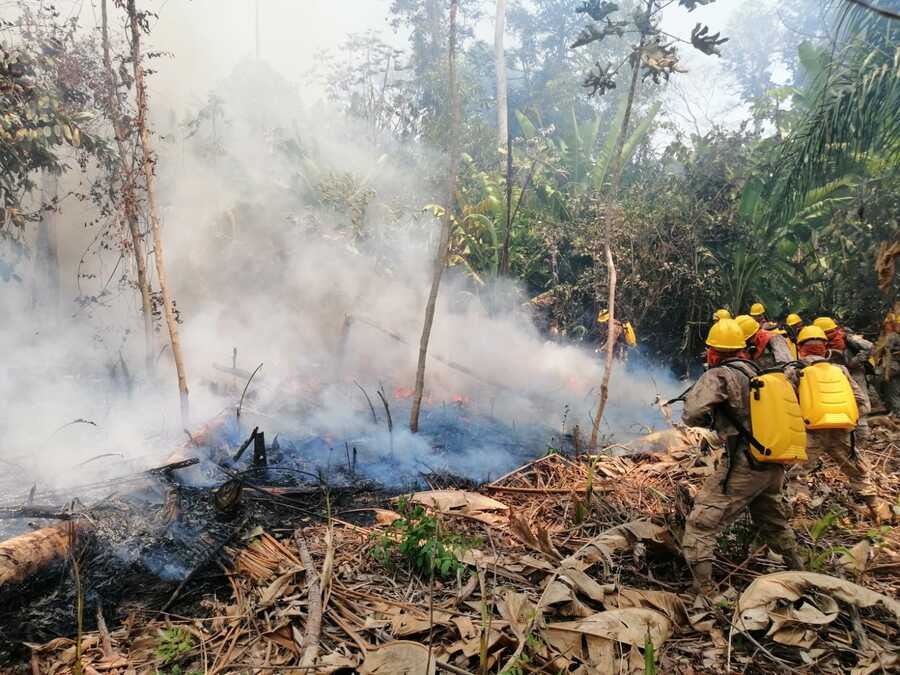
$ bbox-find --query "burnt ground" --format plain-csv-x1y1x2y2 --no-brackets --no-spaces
0,451,468,667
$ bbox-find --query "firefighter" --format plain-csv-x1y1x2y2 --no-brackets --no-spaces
682,319,801,594
784,313,804,359
735,314,793,368
793,325,881,518
596,310,635,361
874,312,900,415
749,302,777,330
813,316,874,426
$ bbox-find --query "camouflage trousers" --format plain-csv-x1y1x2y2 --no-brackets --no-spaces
682,445,798,565
795,429,876,498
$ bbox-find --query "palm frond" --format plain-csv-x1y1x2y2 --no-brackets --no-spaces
768,45,900,223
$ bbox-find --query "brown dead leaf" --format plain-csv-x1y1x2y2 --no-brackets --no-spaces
407,490,508,525
509,512,563,558
448,626,506,658
562,520,673,574
852,652,900,675
839,540,871,574
556,564,614,603
771,626,817,649
542,579,576,606
318,651,360,671
612,587,689,627
383,607,452,637
546,607,672,649
359,640,436,675
451,615,477,640
626,428,697,455
258,568,301,607
737,572,900,629
372,508,403,525
498,589,535,641
262,623,301,654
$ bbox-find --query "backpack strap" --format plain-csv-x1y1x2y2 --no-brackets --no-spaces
711,361,772,479
716,403,770,461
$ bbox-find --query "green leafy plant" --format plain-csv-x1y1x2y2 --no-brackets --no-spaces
371,498,479,579
809,510,840,543
804,510,852,572
572,460,595,525
866,525,892,546
644,629,657,675
155,627,195,668
501,634,544,675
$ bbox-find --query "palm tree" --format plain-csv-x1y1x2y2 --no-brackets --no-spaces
768,0,900,223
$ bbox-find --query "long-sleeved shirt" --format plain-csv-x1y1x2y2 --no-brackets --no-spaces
845,333,874,370
683,359,755,439
750,331,794,369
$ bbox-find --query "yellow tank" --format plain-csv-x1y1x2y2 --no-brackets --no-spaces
798,361,859,430
747,371,808,463
623,321,637,347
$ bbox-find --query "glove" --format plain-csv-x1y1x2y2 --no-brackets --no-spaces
855,422,871,441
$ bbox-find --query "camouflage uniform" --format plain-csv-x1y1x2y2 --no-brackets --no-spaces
681,360,799,587
828,334,874,412
874,332,900,414
795,354,876,499
754,333,794,369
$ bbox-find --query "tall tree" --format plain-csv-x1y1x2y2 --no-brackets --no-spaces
410,0,460,433
494,0,508,149
569,0,727,446
125,0,190,424
102,0,154,372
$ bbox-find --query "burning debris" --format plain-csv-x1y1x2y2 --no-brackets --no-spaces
3,416,898,673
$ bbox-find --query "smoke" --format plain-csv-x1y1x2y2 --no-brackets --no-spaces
0,2,685,519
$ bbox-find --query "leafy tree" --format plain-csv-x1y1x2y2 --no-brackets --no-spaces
1,9,106,246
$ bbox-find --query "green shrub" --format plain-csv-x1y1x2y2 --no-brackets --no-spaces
371,497,479,579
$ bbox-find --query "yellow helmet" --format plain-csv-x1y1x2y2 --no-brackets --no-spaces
706,318,746,350
713,309,732,322
785,313,803,327
597,310,610,323
797,325,828,344
735,314,760,340
749,302,766,317
813,316,838,332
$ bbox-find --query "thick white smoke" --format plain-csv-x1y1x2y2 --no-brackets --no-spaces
0,4,684,522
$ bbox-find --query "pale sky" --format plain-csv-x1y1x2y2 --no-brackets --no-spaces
56,0,766,134
139,0,754,126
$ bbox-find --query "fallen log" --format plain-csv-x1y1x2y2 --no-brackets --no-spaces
0,506,72,520
0,521,89,587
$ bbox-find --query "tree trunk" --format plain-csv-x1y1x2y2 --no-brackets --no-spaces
102,0,154,373
127,0,190,425
500,130,513,276
497,0,511,276
589,242,617,448
589,0,654,446
410,0,460,433
494,0,508,149
0,521,90,588
32,171,59,322
608,0,654,194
